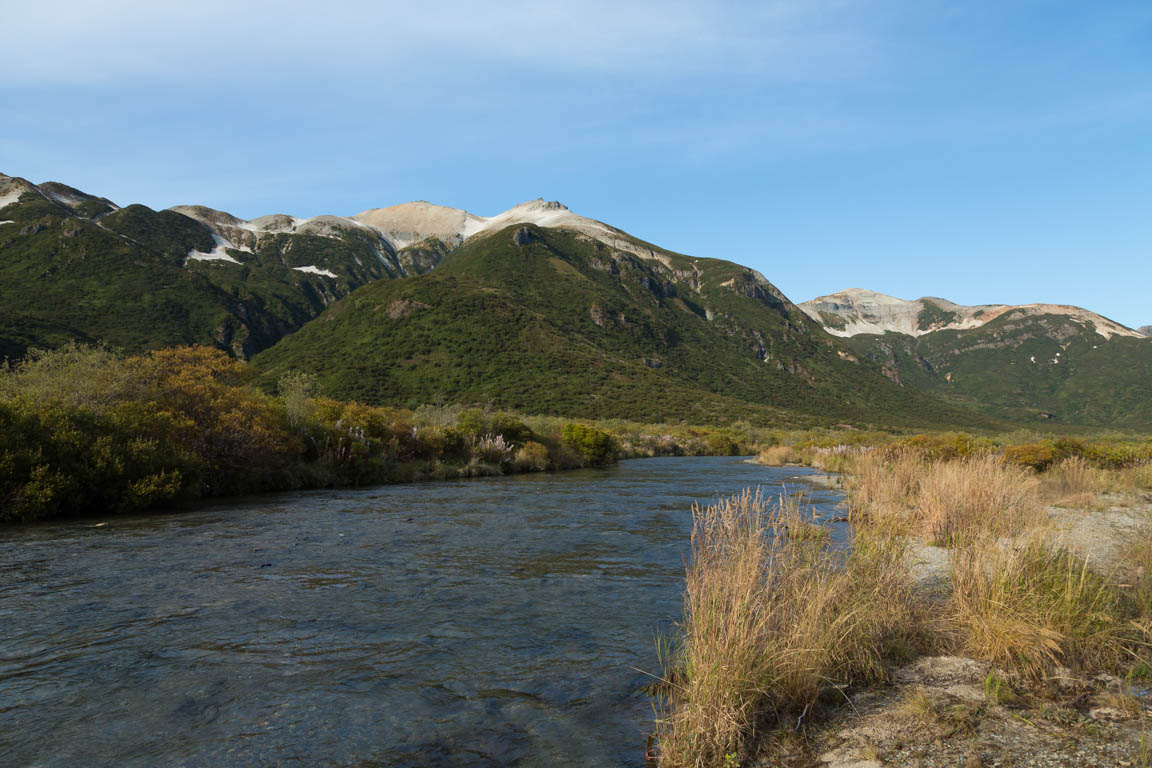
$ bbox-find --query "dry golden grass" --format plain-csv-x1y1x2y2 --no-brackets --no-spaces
848,451,1043,545
916,455,1043,545
1037,457,1152,507
757,444,798,466
900,685,939,722
660,448,1152,762
1119,509,1152,623
949,534,1151,679
657,489,918,767
1041,456,1101,497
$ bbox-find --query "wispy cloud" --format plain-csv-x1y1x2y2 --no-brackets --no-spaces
7,0,880,86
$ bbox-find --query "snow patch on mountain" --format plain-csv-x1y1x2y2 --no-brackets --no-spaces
0,177,32,210
801,288,1143,341
293,265,338,278
186,234,247,265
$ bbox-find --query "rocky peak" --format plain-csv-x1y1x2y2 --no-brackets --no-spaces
0,174,42,211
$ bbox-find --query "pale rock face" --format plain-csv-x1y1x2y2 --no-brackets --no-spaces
800,288,1143,341
38,181,118,211
1139,326,1152,338
166,196,678,267
351,201,487,249
0,173,42,211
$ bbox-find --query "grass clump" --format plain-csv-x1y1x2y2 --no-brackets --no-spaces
656,489,917,767
848,451,1043,544
756,444,798,466
949,535,1151,679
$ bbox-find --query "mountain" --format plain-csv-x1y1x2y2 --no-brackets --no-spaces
800,288,1142,340
0,169,717,361
0,172,402,359
0,171,993,428
1140,326,1152,338
254,224,990,427
800,289,1152,428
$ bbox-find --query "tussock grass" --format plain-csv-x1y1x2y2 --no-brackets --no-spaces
949,535,1151,678
901,685,939,722
915,456,1043,545
757,444,798,466
657,490,917,767
1119,509,1152,624
1041,457,1102,498
660,439,1152,762
848,452,1043,544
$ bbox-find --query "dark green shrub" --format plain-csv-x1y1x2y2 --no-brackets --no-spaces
0,399,199,523
704,433,740,456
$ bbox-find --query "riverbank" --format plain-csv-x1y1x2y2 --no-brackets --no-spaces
0,345,759,523
656,447,1152,767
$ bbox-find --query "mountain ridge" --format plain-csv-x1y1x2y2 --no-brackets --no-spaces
2,169,1145,429
798,288,1152,428
800,288,1142,341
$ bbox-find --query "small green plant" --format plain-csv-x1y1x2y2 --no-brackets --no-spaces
983,671,1017,706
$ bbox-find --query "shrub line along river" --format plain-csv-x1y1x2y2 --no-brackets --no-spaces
0,457,844,767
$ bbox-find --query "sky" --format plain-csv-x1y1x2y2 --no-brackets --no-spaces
4,0,1151,328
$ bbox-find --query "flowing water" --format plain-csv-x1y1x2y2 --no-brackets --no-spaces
0,457,844,767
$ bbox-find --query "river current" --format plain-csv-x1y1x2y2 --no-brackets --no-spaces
0,457,843,767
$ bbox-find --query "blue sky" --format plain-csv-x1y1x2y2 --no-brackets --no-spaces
4,1,1151,327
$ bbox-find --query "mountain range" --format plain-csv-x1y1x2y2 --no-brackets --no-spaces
800,289,1152,428
2,171,1147,430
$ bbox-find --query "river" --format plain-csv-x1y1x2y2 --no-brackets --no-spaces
0,457,844,767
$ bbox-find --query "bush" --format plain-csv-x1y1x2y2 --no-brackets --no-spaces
704,433,740,456
513,441,550,472
1003,443,1058,472
0,399,199,523
455,408,534,444
561,423,617,466
0,342,145,411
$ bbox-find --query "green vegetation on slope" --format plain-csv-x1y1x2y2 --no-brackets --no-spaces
0,175,394,359
255,224,993,429
843,311,1152,428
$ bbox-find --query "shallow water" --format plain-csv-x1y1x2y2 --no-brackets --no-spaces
0,457,844,767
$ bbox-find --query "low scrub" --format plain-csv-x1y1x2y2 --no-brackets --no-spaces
756,444,798,466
